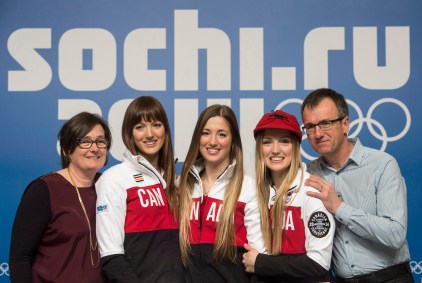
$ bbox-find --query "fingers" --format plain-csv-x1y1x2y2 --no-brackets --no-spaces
307,174,324,183
305,179,325,192
306,190,323,199
242,252,250,272
242,257,253,273
305,175,332,193
243,244,258,273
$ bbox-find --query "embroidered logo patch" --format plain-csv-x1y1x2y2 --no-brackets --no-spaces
285,191,293,203
308,211,331,238
96,204,108,214
133,173,144,182
285,185,297,203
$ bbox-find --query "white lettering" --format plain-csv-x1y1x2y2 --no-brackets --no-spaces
190,201,200,220
138,189,149,207
6,12,410,93
206,202,222,222
174,10,231,90
206,202,217,222
304,27,345,89
239,28,264,90
137,187,165,207
124,28,166,91
8,28,52,91
147,190,159,206
59,28,116,91
150,187,165,206
283,210,295,231
353,26,410,89
216,203,222,221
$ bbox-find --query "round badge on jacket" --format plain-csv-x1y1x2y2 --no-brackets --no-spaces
307,211,331,238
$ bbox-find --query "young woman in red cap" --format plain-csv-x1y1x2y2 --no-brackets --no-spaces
242,110,335,283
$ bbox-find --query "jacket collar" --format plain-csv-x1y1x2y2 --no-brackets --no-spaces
123,149,167,189
269,162,307,206
190,158,236,183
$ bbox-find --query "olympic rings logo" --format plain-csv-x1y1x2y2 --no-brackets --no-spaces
410,260,422,275
0,262,9,276
276,97,411,161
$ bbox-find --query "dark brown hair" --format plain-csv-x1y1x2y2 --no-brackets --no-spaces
301,88,349,119
58,112,111,168
121,96,177,212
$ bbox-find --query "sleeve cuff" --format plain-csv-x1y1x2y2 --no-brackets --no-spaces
254,253,268,275
335,202,352,225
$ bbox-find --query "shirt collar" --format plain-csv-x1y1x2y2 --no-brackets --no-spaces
317,137,363,171
348,137,364,165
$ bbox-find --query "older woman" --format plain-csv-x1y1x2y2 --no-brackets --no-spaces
9,112,111,283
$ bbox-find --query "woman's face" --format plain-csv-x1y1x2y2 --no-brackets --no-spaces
199,116,232,168
68,124,108,174
132,119,165,162
261,129,293,175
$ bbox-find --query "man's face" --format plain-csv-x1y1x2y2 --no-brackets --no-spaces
302,98,349,158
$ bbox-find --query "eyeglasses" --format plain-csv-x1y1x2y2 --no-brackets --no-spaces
76,138,110,149
302,117,345,134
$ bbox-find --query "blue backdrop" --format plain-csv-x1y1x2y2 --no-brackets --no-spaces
1,0,421,281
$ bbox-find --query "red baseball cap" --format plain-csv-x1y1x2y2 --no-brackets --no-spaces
253,110,302,142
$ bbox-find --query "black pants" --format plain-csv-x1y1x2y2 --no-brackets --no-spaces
335,262,414,283
335,273,414,283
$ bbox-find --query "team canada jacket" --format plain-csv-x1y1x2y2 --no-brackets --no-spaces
95,150,184,283
184,159,265,283
254,163,335,283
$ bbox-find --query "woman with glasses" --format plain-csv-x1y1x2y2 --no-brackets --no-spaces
178,104,264,283
242,110,335,283
9,112,111,283
95,96,184,282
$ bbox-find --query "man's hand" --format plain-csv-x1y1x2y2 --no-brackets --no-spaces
242,244,259,273
305,175,342,214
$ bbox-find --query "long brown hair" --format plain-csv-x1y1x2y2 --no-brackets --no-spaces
178,104,244,265
254,132,303,254
121,96,177,213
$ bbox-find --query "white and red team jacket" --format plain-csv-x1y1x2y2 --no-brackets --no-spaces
95,150,184,283
185,159,265,283
254,163,335,283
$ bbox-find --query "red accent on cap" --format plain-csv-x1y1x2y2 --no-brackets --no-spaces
253,110,302,142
